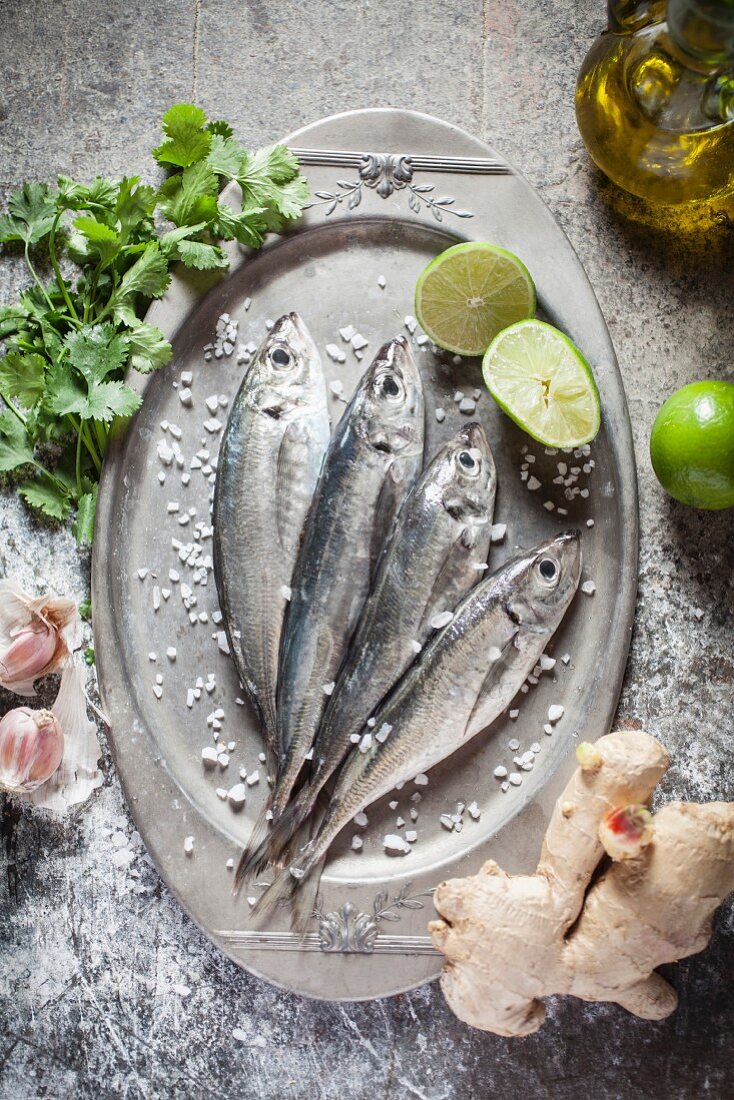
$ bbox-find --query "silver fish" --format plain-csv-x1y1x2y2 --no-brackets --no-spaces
246,422,496,876
257,531,582,920
235,336,425,890
213,313,329,768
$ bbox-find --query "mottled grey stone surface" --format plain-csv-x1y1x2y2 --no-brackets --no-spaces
1,1,733,1097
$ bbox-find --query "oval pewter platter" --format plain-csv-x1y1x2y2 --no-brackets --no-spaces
92,108,638,1001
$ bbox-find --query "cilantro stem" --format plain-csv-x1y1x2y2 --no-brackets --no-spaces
30,460,69,497
75,424,84,497
0,393,27,427
49,212,80,323
23,242,56,314
81,422,102,474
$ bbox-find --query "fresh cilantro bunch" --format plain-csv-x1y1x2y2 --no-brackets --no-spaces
0,103,309,543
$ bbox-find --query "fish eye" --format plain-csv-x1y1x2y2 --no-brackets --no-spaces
269,346,292,370
538,557,558,583
381,375,401,398
458,450,476,469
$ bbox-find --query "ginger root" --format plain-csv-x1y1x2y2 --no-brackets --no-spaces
429,730,734,1037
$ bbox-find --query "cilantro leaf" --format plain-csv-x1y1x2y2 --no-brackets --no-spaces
207,119,234,139
123,319,172,374
159,161,219,227
176,239,228,270
57,176,119,211
270,174,311,222
85,380,141,422
214,202,267,248
19,478,70,520
46,363,89,418
206,134,247,179
72,216,120,265
153,104,212,168
109,244,170,308
115,177,157,243
0,183,57,245
64,324,128,382
0,410,34,471
0,303,30,340
0,353,46,408
158,222,208,256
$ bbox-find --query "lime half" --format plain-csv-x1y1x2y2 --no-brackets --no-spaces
414,242,536,357
482,320,601,447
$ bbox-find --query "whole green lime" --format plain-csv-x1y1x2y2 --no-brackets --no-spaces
650,381,734,510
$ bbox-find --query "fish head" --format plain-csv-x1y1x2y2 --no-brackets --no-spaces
438,422,497,524
247,313,325,419
358,337,425,458
504,531,582,635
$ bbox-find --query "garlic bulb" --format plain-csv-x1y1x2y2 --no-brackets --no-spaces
0,580,79,694
0,706,64,793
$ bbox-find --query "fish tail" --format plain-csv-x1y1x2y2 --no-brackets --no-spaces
290,855,326,937
233,800,274,895
261,780,319,868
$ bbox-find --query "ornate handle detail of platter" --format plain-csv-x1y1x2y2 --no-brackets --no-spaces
291,148,511,221
217,884,438,956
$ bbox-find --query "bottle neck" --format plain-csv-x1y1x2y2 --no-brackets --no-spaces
667,0,734,67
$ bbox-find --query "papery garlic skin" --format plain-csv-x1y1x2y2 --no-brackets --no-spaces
0,706,64,793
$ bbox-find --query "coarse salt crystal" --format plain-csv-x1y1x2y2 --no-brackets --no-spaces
227,784,247,809
377,275,386,288
183,836,194,854
351,334,369,351
280,585,292,601
384,834,410,854
582,580,596,596
166,647,177,661
351,835,363,851
201,747,218,768
540,654,556,671
430,610,454,630
527,475,541,491
509,773,522,787
488,646,502,662
414,773,428,786
435,407,446,423
354,812,368,827
509,708,519,720
490,523,506,543
548,704,565,723
329,379,344,397
359,733,372,753
404,315,417,334
508,738,520,751
494,766,508,779
322,681,335,695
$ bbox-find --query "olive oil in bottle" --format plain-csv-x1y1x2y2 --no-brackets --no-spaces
575,0,734,203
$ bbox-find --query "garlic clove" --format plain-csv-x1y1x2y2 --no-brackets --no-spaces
0,579,80,694
1,622,58,688
0,706,64,793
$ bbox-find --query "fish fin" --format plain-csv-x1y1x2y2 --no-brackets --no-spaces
262,780,320,868
416,533,473,638
275,420,306,552
369,463,403,577
465,631,519,734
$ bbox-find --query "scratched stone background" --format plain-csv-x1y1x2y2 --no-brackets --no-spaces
1,1,733,1097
